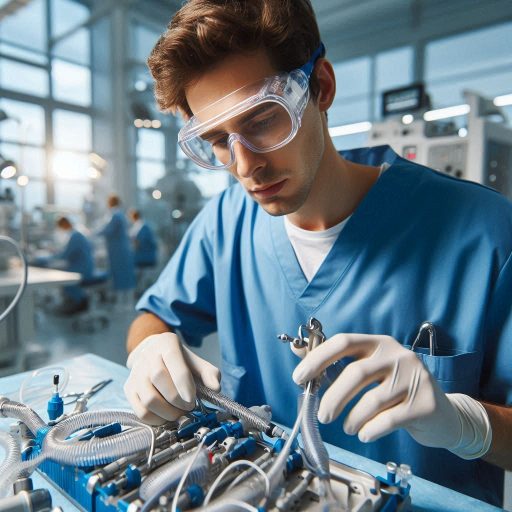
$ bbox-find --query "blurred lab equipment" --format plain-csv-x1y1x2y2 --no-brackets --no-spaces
370,88,512,198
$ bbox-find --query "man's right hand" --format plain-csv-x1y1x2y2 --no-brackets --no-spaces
124,332,221,425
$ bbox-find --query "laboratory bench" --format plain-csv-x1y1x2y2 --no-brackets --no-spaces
0,353,505,512
0,265,81,376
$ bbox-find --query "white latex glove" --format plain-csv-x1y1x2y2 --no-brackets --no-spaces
124,332,221,425
292,333,492,459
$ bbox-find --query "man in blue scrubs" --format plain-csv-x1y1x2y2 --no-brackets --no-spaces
124,0,512,505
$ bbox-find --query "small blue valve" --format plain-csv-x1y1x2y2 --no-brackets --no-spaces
47,374,63,421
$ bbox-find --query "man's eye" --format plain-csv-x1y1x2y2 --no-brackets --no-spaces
250,114,276,130
208,134,229,147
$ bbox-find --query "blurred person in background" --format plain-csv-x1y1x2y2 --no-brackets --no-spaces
50,216,94,315
96,194,136,301
128,209,158,269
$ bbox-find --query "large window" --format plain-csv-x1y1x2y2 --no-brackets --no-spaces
0,59,48,97
0,99,46,211
0,0,94,219
330,21,512,150
0,0,47,54
52,60,91,106
136,128,166,190
50,0,89,39
425,21,512,120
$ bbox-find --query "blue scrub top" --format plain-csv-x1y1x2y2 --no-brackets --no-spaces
137,145,512,506
98,209,136,290
134,223,157,267
55,229,95,302
56,230,94,280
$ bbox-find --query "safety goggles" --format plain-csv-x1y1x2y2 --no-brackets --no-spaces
178,43,325,171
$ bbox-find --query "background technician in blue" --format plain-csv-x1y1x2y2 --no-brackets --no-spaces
124,0,512,506
128,209,157,269
37,215,94,315
96,194,136,294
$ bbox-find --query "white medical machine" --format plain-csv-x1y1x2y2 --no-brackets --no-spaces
369,84,512,199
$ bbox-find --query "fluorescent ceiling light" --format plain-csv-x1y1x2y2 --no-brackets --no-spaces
401,114,414,125
494,93,512,107
0,165,16,179
423,104,470,121
17,175,29,187
328,121,372,137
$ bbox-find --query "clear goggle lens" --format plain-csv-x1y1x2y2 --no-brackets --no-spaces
180,101,295,170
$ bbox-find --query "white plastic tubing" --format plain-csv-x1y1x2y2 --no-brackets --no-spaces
0,398,153,494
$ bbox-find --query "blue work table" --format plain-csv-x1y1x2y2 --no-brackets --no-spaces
0,353,504,512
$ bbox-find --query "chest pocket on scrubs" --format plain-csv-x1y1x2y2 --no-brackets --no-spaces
405,346,481,395
220,359,247,399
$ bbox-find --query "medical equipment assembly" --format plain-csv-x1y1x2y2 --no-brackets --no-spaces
0,319,412,512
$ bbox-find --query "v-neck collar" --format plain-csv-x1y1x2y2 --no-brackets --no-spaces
269,145,406,313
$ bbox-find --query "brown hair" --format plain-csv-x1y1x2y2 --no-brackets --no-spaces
108,194,121,208
129,209,141,221
56,216,72,229
148,0,324,116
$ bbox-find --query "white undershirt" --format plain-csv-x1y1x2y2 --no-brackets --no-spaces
284,162,390,282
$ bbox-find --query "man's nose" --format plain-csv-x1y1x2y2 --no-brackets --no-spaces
232,140,266,179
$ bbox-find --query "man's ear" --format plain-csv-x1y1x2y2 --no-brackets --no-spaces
314,59,336,112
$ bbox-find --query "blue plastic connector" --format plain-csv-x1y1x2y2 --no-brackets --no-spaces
179,412,225,440
35,426,51,446
226,436,257,462
286,452,303,474
103,482,118,496
78,422,122,441
219,421,244,439
203,421,244,446
178,421,203,439
124,464,141,490
47,393,63,421
272,438,285,453
186,484,204,507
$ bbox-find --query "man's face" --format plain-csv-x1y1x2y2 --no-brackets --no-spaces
185,49,325,216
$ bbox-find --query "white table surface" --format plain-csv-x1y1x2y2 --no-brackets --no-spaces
0,266,81,296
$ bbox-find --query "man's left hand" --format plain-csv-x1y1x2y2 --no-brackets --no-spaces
291,333,491,459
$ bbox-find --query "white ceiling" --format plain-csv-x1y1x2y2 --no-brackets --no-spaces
310,0,512,62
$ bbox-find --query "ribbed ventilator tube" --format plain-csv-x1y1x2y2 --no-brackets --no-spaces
299,388,341,511
0,431,21,497
300,389,330,479
196,383,285,438
42,410,153,466
200,473,268,512
0,397,45,435
139,447,210,506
